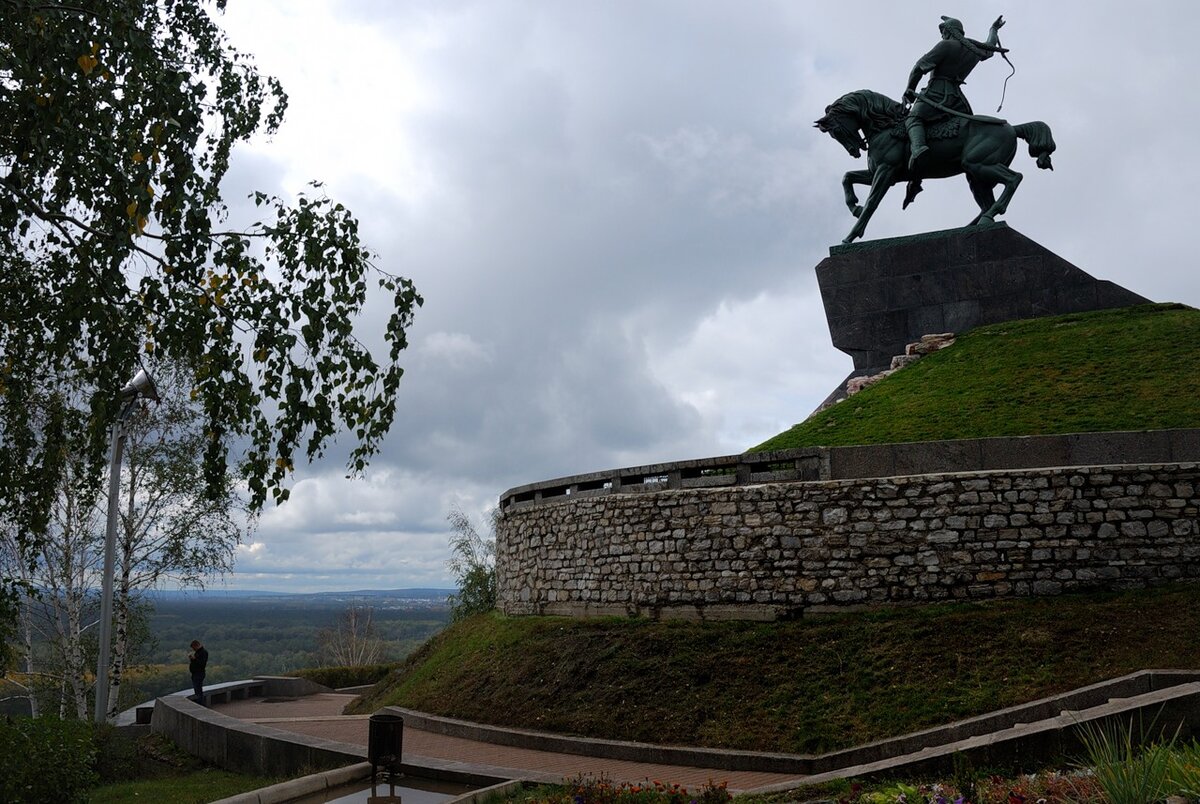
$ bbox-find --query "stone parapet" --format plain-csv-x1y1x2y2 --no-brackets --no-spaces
150,695,363,777
496,462,1200,619
501,429,1200,511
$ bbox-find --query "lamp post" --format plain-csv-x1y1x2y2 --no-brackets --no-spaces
94,368,158,723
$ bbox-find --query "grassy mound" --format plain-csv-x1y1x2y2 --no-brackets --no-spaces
349,304,1200,755
348,583,1200,754
754,303,1200,451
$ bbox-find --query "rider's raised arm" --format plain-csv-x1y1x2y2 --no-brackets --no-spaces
976,15,1006,57
987,15,1005,47
967,38,997,61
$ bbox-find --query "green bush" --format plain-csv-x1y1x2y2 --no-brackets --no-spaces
292,663,396,689
0,716,98,804
446,506,497,622
93,724,140,784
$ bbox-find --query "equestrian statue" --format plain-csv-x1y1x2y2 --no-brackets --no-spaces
816,15,1055,244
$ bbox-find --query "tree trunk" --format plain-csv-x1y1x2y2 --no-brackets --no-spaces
65,591,87,719
106,557,132,720
20,602,40,719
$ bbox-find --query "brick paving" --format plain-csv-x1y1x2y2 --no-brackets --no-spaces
211,695,804,792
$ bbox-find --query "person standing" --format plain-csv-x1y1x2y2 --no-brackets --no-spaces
188,639,209,705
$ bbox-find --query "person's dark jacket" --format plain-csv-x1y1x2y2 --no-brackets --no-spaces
189,646,208,675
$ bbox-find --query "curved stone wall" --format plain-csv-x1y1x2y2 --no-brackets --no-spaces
496,458,1200,620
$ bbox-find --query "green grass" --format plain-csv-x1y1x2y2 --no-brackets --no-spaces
90,768,276,804
348,583,1200,754
754,303,1200,451
86,732,280,804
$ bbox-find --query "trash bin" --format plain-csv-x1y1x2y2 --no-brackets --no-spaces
368,713,404,775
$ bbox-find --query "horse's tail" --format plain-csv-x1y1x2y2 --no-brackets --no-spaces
1014,121,1056,170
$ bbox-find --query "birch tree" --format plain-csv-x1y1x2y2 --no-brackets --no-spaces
102,362,248,718
446,507,498,622
0,363,248,719
317,606,383,668
0,0,422,634
0,459,100,718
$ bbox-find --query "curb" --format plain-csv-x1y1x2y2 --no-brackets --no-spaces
446,779,529,804
210,761,372,804
385,669,1200,777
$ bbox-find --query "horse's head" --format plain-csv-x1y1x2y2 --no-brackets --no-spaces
815,102,867,160
816,90,905,159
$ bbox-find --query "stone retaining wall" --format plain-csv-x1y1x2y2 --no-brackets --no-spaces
496,463,1200,619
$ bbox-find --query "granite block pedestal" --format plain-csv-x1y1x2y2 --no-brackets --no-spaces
815,223,1150,402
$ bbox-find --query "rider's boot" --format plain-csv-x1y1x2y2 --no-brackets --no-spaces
905,117,928,171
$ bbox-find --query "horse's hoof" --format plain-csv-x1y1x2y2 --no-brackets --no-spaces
851,205,863,218
977,215,995,226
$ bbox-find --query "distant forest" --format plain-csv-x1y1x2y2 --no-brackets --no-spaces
2,593,451,715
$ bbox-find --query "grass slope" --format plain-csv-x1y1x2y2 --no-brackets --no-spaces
349,584,1200,754
754,303,1200,451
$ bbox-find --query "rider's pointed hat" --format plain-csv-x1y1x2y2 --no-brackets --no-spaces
939,16,965,35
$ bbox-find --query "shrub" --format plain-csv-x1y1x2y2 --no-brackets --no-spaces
0,716,98,804
93,724,141,784
292,663,397,689
446,506,497,621
527,775,731,804
1168,739,1200,800
1076,717,1175,804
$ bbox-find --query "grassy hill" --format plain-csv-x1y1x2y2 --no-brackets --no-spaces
349,584,1200,754
347,303,1200,756
754,303,1200,451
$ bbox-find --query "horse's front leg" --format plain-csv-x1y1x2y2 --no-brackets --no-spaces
842,169,873,218
844,166,897,243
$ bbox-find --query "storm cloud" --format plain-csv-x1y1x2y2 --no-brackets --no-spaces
212,0,1200,591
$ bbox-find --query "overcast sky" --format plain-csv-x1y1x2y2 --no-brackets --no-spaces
204,0,1200,592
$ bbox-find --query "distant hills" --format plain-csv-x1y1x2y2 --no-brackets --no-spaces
144,587,455,602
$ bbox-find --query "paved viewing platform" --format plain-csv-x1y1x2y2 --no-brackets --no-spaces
209,693,802,791
125,668,1200,804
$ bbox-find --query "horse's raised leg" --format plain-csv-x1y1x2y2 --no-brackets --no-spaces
844,166,897,243
965,175,997,226
965,163,1022,225
842,169,873,218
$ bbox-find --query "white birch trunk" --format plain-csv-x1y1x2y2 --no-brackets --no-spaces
106,546,134,721
20,603,40,719
65,592,87,719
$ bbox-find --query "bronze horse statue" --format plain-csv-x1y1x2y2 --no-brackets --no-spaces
816,89,1055,243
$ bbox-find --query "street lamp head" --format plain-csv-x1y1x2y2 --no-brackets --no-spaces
122,368,159,403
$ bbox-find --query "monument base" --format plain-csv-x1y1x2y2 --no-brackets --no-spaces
815,223,1150,404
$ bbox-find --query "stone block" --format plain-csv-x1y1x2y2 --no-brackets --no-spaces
980,435,1072,470
1168,429,1200,462
942,299,981,332
816,224,1149,374
892,439,982,476
829,444,896,479
1067,431,1172,467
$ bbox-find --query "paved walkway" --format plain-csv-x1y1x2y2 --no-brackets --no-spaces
211,694,804,792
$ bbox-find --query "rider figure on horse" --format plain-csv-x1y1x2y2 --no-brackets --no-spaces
904,15,1007,171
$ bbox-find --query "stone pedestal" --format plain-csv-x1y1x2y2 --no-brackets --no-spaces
815,223,1150,381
